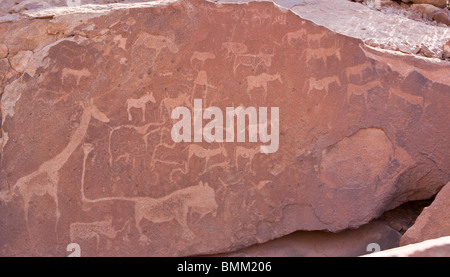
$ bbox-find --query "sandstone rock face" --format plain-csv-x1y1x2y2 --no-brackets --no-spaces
0,0,449,256
215,220,401,257
400,182,450,246
0,44,8,59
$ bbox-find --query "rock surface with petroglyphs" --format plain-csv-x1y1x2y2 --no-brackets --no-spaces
1,0,450,256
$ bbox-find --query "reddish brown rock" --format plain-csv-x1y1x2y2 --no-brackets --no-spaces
400,182,450,246
0,18,55,57
411,3,442,19
0,0,449,257
443,40,450,59
215,220,401,257
9,50,33,74
379,198,433,234
432,9,450,25
0,44,8,59
410,0,447,8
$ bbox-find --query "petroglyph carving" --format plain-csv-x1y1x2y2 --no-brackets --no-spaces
233,52,273,75
347,80,380,104
133,33,179,57
344,63,371,82
246,8,272,25
0,100,109,233
244,72,282,101
282,29,307,46
305,76,341,97
190,52,216,68
151,144,183,172
126,92,156,122
159,92,192,119
80,160,218,243
272,15,287,25
193,71,216,98
185,144,228,172
108,122,164,166
234,146,260,174
80,144,218,242
133,181,218,242
301,47,341,65
69,217,131,250
389,88,425,108
256,180,272,190
62,68,91,86
305,32,328,47
35,88,70,106
222,42,248,57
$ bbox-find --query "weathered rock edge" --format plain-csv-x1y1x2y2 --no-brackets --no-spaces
0,0,449,256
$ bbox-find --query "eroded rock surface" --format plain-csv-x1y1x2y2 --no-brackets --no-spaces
214,220,401,257
0,0,449,256
400,182,450,246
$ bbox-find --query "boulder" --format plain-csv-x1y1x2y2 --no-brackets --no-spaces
410,0,447,9
411,3,442,19
443,40,450,59
432,8,450,25
0,0,449,256
401,182,450,246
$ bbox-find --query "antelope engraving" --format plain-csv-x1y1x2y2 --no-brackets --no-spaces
244,72,282,101
282,29,307,46
301,47,341,65
159,92,191,119
344,63,372,82
61,68,91,86
233,52,273,75
305,32,328,47
305,76,341,97
346,80,380,104
190,52,216,68
185,144,228,172
133,33,179,57
389,88,425,108
234,146,260,174
126,92,156,122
